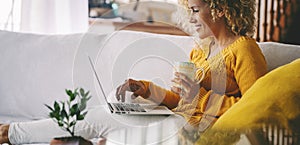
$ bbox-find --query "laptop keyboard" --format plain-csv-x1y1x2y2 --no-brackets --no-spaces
111,103,146,112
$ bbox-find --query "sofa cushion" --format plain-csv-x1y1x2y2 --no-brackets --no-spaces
259,42,300,71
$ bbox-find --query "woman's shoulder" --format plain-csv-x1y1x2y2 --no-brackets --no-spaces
225,36,261,56
189,45,206,60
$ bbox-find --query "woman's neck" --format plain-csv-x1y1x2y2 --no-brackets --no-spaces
209,20,240,49
207,33,240,59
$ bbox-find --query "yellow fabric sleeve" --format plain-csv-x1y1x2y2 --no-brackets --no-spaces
140,80,180,109
231,38,267,94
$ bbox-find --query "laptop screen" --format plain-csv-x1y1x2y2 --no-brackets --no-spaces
88,55,110,104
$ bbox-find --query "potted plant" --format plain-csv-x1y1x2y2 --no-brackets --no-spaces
45,88,92,145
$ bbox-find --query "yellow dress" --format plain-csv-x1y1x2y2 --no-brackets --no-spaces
142,36,267,127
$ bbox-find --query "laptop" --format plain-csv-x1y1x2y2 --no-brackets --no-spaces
88,56,174,115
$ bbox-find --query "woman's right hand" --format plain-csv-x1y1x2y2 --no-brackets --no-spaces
171,72,200,103
115,79,150,102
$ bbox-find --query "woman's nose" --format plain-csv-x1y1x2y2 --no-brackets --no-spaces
189,15,196,23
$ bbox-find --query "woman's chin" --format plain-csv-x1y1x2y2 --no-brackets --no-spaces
198,35,208,40
197,32,213,40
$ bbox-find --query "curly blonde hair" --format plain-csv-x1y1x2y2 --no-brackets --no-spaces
178,0,256,37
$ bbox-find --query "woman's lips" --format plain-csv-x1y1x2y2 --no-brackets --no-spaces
195,24,202,28
195,24,202,26
195,24,202,31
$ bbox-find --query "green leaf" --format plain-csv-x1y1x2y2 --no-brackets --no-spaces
84,91,90,97
58,121,63,127
49,112,55,118
66,89,75,101
80,97,87,103
45,104,54,111
70,104,79,116
77,115,84,120
79,103,87,111
86,95,92,101
61,108,67,120
74,88,79,97
80,96,91,110
66,89,72,96
54,101,60,111
80,88,85,97
53,111,60,121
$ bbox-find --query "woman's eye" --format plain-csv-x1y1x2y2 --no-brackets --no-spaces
192,9,199,13
190,7,200,13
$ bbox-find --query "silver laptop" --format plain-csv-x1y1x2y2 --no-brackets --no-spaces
88,56,174,115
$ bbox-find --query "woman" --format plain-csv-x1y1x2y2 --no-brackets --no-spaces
0,0,266,144
117,0,266,127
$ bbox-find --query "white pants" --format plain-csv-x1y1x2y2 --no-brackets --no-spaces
8,106,186,144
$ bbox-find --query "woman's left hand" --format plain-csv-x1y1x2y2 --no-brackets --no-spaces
171,72,200,103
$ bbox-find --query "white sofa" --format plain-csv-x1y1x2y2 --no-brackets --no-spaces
0,30,300,144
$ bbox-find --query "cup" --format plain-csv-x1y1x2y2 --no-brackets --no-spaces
173,61,205,89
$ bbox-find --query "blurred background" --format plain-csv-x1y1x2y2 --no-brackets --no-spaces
0,0,299,44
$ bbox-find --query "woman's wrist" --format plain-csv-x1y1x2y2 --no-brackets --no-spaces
139,80,151,99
